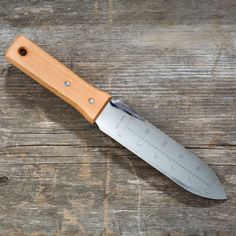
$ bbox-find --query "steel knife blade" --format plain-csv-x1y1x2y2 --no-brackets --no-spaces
5,36,227,199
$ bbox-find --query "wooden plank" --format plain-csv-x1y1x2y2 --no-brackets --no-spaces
0,0,235,235
0,163,235,236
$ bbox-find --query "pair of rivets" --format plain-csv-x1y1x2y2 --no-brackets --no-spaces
64,81,94,104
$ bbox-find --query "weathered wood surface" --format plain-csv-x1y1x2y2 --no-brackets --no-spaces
0,0,236,235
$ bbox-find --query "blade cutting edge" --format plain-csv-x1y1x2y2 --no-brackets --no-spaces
96,100,227,200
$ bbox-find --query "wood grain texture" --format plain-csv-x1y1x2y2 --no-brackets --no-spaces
0,0,235,235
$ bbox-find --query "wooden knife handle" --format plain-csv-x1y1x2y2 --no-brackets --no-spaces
5,36,111,123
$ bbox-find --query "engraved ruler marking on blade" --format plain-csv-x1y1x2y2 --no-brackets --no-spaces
115,115,211,188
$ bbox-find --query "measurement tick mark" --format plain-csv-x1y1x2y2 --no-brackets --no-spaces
125,127,211,187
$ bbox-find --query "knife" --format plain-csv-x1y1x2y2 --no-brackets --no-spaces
5,36,227,200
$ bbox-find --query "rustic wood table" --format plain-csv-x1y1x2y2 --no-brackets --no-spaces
0,0,235,235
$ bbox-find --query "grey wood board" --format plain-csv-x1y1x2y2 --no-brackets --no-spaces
0,0,235,235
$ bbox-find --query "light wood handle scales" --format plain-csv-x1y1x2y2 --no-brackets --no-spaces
5,36,111,123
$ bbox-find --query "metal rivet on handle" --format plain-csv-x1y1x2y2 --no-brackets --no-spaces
64,81,70,87
88,98,95,104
